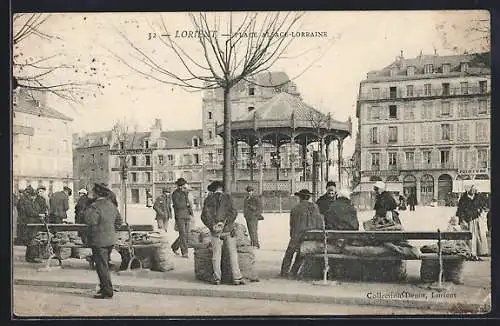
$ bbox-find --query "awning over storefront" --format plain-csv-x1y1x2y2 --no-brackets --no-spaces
453,176,490,193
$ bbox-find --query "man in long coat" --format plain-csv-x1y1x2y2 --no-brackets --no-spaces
373,181,399,222
49,186,72,223
324,189,359,231
243,185,263,248
153,188,172,232
17,186,46,262
201,181,245,285
171,178,193,258
75,189,93,224
84,183,123,299
280,189,323,278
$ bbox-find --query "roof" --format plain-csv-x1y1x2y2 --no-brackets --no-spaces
366,52,490,80
213,71,293,96
73,131,113,148
159,129,203,149
14,93,73,121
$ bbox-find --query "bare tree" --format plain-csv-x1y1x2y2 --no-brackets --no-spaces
111,12,336,191
13,13,106,104
434,13,490,54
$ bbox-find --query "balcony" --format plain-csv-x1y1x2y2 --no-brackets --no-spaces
359,86,490,101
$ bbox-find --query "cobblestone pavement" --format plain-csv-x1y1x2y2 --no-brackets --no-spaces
13,285,451,317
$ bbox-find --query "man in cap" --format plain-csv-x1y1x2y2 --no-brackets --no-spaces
35,186,49,217
280,189,323,278
324,189,359,231
49,186,72,223
84,183,123,299
316,181,338,218
243,185,263,249
201,180,246,285
153,188,173,232
171,177,194,257
75,188,93,224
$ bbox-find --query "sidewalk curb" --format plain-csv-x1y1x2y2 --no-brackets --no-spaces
14,277,490,313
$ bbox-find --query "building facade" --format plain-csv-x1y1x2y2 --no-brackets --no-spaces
356,52,490,206
13,89,74,196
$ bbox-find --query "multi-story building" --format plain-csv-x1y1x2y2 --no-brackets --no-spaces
13,88,74,197
356,52,490,206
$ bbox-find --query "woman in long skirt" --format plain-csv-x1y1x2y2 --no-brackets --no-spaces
456,184,489,261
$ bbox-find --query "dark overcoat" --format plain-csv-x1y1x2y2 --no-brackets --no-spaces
289,200,323,241
456,193,485,223
324,197,359,230
153,194,172,221
84,197,123,247
171,188,193,220
316,193,337,217
201,191,238,234
374,191,398,218
243,195,263,220
49,191,69,220
75,195,93,224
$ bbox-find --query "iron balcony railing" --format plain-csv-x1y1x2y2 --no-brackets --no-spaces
359,86,489,101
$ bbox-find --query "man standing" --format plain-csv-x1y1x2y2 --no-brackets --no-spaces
153,188,172,232
49,186,72,223
316,181,337,217
407,191,417,212
171,178,193,258
84,183,123,299
35,186,49,216
75,189,93,224
17,186,46,262
243,185,263,249
281,189,323,278
201,181,246,285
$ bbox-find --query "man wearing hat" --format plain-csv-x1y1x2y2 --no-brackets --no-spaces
84,183,123,299
35,186,49,217
316,181,338,218
243,185,263,249
280,189,323,278
75,188,93,224
153,188,173,232
171,177,194,257
49,186,72,224
324,189,359,231
201,180,246,285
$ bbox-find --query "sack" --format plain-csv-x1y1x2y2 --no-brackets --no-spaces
232,223,252,247
152,232,174,272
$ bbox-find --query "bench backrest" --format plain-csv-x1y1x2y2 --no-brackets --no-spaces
301,230,472,242
25,223,154,232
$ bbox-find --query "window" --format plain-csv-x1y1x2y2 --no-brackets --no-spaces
183,154,193,165
458,101,470,117
403,125,416,143
424,64,434,74
441,101,450,116
370,127,378,144
131,172,137,182
158,154,164,164
167,172,175,181
389,105,397,119
370,106,380,120
407,66,415,76
405,152,414,162
145,172,151,182
389,87,397,99
441,124,451,140
167,154,175,162
479,80,487,94
421,125,433,145
131,156,137,166
208,130,213,139
477,149,489,168
248,106,255,112
388,152,397,168
194,153,200,164
388,127,398,142
423,151,432,165
248,87,255,96
371,153,380,170
192,137,199,147
421,102,433,119
208,111,213,119
442,64,450,74
390,67,398,77
440,150,450,167
424,84,431,96
404,103,415,120
208,153,214,163
91,153,95,163
461,62,468,72
442,83,450,96
478,100,487,114
145,155,151,166
406,85,414,97
371,88,380,99
144,140,149,149
476,121,488,141
460,82,469,95
457,123,470,141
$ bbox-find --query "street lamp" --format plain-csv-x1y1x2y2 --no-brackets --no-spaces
118,139,128,223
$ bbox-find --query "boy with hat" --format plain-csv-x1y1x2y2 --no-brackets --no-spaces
243,185,263,248
153,188,173,232
171,178,194,257
280,189,323,278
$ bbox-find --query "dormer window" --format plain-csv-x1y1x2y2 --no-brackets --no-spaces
442,64,450,74
406,66,415,76
157,139,166,148
424,64,434,74
461,62,469,72
192,137,199,148
144,140,149,149
390,67,398,77
248,87,255,96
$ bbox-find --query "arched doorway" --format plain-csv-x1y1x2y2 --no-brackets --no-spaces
403,175,417,197
420,174,434,206
438,174,453,206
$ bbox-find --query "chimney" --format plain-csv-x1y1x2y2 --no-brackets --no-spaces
150,118,162,141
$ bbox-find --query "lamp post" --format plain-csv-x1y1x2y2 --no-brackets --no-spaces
118,140,128,223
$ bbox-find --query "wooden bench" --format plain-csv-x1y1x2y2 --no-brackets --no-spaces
297,230,472,286
25,223,155,271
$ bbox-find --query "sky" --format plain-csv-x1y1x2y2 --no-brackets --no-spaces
13,10,489,157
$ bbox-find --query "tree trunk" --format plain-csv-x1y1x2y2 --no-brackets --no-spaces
223,87,232,193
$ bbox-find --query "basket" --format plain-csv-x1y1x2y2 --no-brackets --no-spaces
420,256,465,283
